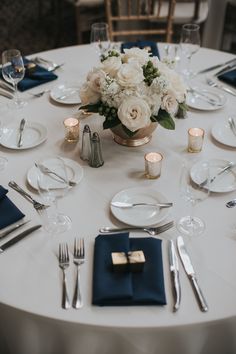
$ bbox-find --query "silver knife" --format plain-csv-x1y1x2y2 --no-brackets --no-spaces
215,63,236,77
0,225,42,253
111,201,173,208
0,89,14,100
0,79,15,93
17,118,26,148
168,240,181,312
177,236,208,312
0,220,30,239
196,58,236,75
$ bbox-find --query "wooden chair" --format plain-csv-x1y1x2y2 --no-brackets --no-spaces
105,0,176,43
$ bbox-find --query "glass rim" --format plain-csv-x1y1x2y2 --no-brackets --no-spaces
182,23,200,31
91,22,108,29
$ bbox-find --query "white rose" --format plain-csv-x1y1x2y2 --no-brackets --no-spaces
118,97,151,132
87,68,106,93
122,48,150,65
101,56,122,77
169,72,187,103
79,83,100,105
117,62,144,87
161,91,178,115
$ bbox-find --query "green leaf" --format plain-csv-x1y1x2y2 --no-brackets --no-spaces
79,102,101,113
103,116,120,129
121,125,137,137
151,109,175,130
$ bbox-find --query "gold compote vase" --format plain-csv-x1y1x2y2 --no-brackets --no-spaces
110,122,158,147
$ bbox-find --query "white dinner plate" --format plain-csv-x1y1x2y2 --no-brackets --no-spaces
27,157,83,190
211,120,236,148
191,159,236,193
1,121,47,150
186,87,226,111
50,82,81,104
110,187,170,226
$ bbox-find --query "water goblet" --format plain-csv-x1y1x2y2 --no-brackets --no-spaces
36,156,72,234
2,49,26,108
177,159,210,237
90,22,110,59
180,24,200,79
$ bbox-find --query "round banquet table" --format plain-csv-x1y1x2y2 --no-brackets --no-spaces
0,43,236,354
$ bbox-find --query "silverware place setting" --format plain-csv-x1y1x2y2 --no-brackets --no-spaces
99,220,174,236
206,77,236,96
8,180,49,211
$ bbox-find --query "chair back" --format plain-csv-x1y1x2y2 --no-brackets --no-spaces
105,0,176,43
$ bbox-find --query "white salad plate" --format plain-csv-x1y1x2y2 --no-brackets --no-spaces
27,157,83,190
110,187,170,227
211,120,236,148
187,87,227,111
191,158,236,193
50,82,81,104
1,121,47,150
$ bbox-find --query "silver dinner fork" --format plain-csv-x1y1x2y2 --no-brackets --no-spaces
228,117,236,137
59,243,70,309
73,238,85,309
99,220,174,236
8,181,49,211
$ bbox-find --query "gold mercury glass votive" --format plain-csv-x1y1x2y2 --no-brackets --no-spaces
63,117,80,143
144,152,163,179
188,128,205,153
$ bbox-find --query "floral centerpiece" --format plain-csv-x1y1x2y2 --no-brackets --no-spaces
79,47,187,145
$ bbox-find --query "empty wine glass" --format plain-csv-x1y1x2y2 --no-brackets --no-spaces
180,24,200,79
90,22,110,59
36,156,71,234
2,49,25,108
177,159,210,237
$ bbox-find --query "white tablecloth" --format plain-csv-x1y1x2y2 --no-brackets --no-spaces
0,43,236,354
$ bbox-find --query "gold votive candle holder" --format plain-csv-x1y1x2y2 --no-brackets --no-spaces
63,117,80,143
188,127,205,153
144,152,163,179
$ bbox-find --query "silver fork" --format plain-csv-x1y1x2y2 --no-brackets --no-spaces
206,77,236,96
73,238,85,309
228,117,236,137
35,162,77,187
28,89,50,98
99,221,174,236
8,181,49,211
59,243,70,309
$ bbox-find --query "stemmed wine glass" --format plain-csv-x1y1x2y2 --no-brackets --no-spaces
90,22,111,59
0,121,7,170
180,24,200,79
36,156,72,234
2,49,25,108
177,159,210,237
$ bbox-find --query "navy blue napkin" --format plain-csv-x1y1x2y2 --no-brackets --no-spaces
92,233,166,306
0,58,58,92
0,186,25,229
121,41,160,58
218,69,236,88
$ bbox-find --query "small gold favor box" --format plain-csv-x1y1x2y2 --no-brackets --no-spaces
111,250,145,272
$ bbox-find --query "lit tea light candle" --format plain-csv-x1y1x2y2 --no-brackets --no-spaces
144,152,163,179
188,127,205,153
63,117,80,143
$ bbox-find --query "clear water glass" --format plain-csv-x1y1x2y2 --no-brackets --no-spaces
36,156,71,234
2,49,26,108
177,159,210,237
180,24,200,79
90,22,110,58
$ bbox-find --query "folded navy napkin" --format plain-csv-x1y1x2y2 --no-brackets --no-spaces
0,185,25,229
218,69,236,88
0,58,58,92
121,40,160,58
92,233,166,306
